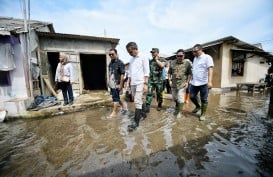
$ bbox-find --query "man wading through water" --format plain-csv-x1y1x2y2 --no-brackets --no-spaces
108,48,127,118
190,44,214,121
144,48,166,112
126,42,150,132
168,49,192,118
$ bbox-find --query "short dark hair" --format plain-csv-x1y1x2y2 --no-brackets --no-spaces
176,49,184,54
109,48,117,54
126,42,138,50
193,44,202,50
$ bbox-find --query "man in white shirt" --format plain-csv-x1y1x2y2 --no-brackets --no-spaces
190,44,214,121
126,42,150,132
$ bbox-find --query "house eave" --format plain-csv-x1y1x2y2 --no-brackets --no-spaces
37,31,120,45
231,48,273,61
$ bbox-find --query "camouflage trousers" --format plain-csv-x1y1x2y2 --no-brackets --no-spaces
146,82,163,105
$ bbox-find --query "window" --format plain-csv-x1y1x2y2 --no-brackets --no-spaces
0,71,11,86
231,51,245,76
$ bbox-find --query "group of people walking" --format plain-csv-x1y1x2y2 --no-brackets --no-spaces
108,42,214,132
54,42,214,132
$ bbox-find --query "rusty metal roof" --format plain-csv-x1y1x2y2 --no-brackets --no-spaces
0,16,55,34
37,31,120,44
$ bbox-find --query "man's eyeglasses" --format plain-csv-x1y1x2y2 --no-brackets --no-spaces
127,49,134,54
176,55,184,58
109,53,115,56
192,50,199,53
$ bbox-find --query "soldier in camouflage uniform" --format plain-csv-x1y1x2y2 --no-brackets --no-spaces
145,48,166,112
168,49,192,118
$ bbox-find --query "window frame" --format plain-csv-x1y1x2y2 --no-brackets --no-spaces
231,51,245,77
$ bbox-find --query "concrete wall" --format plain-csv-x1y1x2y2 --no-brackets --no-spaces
38,37,113,67
221,43,235,88
39,37,113,54
244,54,268,82
38,37,115,95
208,45,221,88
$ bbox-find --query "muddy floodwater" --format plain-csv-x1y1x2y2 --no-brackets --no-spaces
0,91,272,177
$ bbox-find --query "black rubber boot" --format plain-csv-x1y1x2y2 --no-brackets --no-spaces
128,109,141,132
145,103,150,113
141,109,147,120
191,106,201,114
140,104,147,120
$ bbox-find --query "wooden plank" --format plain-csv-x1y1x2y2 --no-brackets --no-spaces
43,77,58,98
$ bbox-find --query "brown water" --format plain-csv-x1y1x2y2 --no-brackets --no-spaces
0,91,272,177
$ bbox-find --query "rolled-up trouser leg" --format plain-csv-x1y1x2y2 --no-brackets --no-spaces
131,84,144,109
177,87,186,104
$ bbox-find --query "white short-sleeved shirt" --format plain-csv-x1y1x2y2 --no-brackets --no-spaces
190,53,214,86
128,54,150,85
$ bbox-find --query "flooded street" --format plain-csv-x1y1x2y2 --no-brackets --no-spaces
0,91,272,177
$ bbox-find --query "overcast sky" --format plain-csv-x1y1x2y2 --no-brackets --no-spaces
1,0,273,62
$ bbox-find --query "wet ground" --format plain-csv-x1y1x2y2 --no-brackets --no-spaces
0,91,272,177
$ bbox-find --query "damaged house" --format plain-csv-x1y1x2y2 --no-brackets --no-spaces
167,36,273,90
0,17,119,117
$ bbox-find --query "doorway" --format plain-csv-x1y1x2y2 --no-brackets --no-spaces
47,52,59,83
80,54,107,90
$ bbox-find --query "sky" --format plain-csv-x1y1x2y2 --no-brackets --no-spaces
1,0,273,63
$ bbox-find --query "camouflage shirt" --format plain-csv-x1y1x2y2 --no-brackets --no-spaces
148,57,166,83
168,59,192,89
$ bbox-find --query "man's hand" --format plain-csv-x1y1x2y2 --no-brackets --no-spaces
208,82,213,89
183,82,188,88
143,84,148,93
117,84,123,91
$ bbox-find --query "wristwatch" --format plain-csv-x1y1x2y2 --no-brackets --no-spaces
144,82,148,85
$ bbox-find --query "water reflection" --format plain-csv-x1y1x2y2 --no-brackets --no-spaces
0,92,272,177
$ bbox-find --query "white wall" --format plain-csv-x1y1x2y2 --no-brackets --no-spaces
9,43,28,98
221,43,232,88
244,54,268,82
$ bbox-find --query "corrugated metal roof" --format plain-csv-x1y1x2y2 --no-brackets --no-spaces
167,36,273,61
37,31,120,44
183,36,262,52
0,16,55,34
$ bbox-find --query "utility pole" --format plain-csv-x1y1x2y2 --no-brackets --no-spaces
22,0,33,97
268,59,273,118
269,86,273,118
23,0,27,32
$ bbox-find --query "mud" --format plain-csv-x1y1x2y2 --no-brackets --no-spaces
0,91,272,177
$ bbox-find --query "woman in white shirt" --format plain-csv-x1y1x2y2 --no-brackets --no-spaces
55,52,74,106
